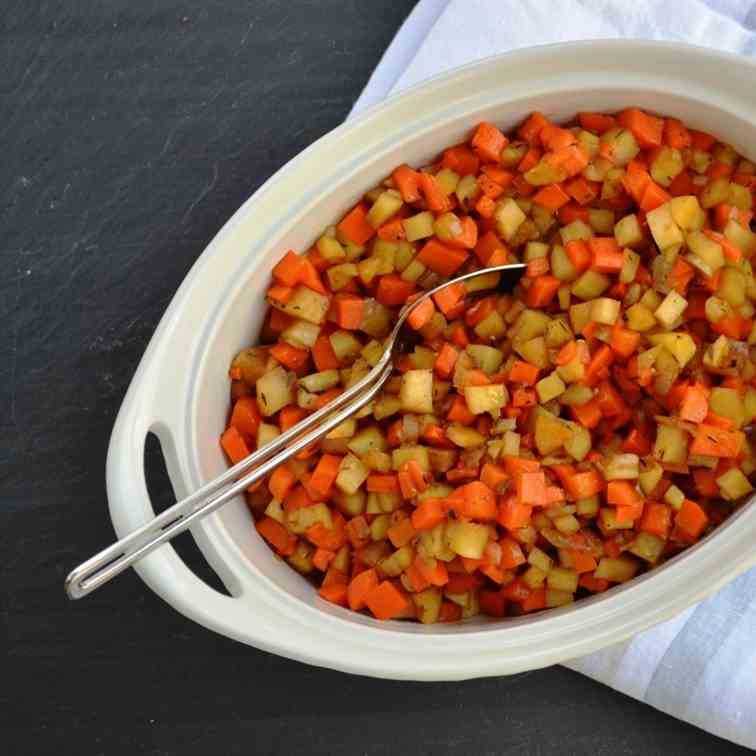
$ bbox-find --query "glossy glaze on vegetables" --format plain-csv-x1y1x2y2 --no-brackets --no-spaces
223,109,756,623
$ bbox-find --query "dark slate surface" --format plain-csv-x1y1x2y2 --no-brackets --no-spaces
2,2,748,754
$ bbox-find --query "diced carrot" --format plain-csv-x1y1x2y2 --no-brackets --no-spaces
376,274,416,306
477,174,505,200
563,470,604,500
545,144,589,178
512,387,537,408
479,590,507,618
675,499,709,541
272,250,304,287
679,384,709,423
518,112,550,143
509,360,540,385
664,118,692,149
668,170,695,197
525,275,560,308
338,203,376,245
453,481,498,520
230,396,262,438
465,296,495,327
418,173,452,213
622,160,652,202
439,601,463,622
589,237,623,273
434,342,459,379
279,405,308,432
540,125,576,151
306,519,347,551
312,334,342,371
693,469,720,497
392,164,421,202
345,515,370,549
480,463,508,492
387,517,417,548
407,297,435,330
445,215,479,250
520,587,547,613
565,239,591,272
377,217,406,242
570,398,602,429
268,308,293,333
558,202,590,224
475,193,497,218
413,556,449,587
690,425,744,458
607,480,644,523
270,342,309,370
516,471,547,507
578,111,617,134
442,144,480,175
584,344,615,387
309,454,342,497
617,108,664,149
447,395,476,425
639,501,672,539
579,574,610,593
609,323,640,359
517,146,542,174
318,582,348,606
471,121,509,163
365,580,409,620
221,426,251,464
498,495,533,530
267,284,294,305
450,323,469,348
366,473,399,493
411,497,447,531
639,181,671,212
416,238,468,276
256,517,296,556
707,161,733,180
622,427,652,455
526,257,550,277
348,567,379,611
432,282,466,315
268,464,296,502
569,548,598,575
565,176,599,205
533,183,570,210
312,547,336,572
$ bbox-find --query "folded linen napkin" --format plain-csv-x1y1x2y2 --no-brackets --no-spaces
349,1,756,749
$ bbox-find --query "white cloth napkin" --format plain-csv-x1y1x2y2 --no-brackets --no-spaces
349,1,756,749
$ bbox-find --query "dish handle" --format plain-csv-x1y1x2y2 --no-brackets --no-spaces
101,370,243,626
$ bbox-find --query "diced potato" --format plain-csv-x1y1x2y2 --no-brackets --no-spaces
474,311,507,340
653,346,680,395
718,267,747,308
446,424,486,448
700,176,731,209
571,270,610,300
400,369,434,414
366,189,403,228
435,168,459,195
591,297,621,325
560,219,594,244
669,195,705,231
534,411,571,455
664,485,685,510
547,567,579,593
335,454,369,495
602,453,640,480
569,301,593,335
589,209,615,234
286,502,332,534
625,302,657,331
536,372,566,403
653,424,688,465
392,445,431,472
717,467,753,500
373,395,401,420
703,334,730,369
414,587,443,624
329,330,362,360
466,344,504,374
379,545,414,577
724,219,756,256
464,384,509,418
647,203,684,251
299,369,340,393
402,211,435,242
494,198,527,242
333,489,367,517
257,422,280,449
287,541,314,574
556,352,586,384
524,159,566,186
522,565,547,589
686,230,724,274
528,546,553,573
281,319,320,350
231,346,270,386
650,147,684,187
348,425,387,456
560,384,594,406
545,317,573,348
563,422,591,461
594,556,639,582
316,234,346,262
689,148,712,174
553,513,581,534
326,263,358,291
512,309,551,341
639,461,663,495
629,533,665,563
710,387,746,428
545,589,575,608
647,332,697,367
264,498,285,523
326,418,356,439
514,336,550,369
400,258,426,283
280,285,331,325
550,244,578,282
445,521,489,559
654,290,688,329
455,174,481,209
256,366,295,417
600,128,640,166
619,249,641,284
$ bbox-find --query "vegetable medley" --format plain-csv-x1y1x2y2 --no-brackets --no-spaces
222,108,756,624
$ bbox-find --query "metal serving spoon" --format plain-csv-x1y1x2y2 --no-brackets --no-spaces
65,263,526,599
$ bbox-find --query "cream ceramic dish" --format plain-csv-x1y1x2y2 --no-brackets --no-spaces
107,41,756,680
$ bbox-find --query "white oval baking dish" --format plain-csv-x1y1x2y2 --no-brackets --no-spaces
107,40,756,680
